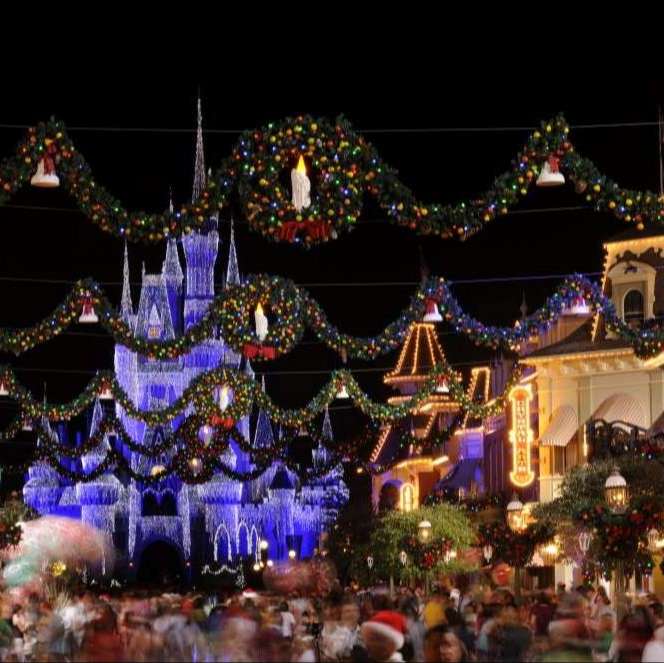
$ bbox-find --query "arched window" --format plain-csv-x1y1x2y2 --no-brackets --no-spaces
379,483,400,512
141,492,159,517
624,289,645,329
400,483,415,512
160,491,178,517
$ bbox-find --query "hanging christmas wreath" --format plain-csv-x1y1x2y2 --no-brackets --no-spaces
573,495,664,577
477,520,554,568
0,494,38,550
235,115,364,245
220,275,305,360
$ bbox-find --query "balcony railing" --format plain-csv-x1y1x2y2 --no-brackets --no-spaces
587,419,657,459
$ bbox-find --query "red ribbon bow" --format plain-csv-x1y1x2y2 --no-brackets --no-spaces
243,343,277,360
548,155,561,173
210,416,235,429
276,220,330,243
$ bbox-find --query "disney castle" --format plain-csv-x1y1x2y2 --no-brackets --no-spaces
22,102,348,582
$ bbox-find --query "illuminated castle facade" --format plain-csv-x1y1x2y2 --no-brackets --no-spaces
23,102,348,580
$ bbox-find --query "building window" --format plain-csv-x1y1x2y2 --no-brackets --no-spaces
552,447,566,475
624,289,645,329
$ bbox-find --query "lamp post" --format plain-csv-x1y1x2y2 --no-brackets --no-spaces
604,467,628,619
506,493,525,597
418,520,433,595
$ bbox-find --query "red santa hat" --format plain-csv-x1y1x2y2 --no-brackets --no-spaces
360,610,407,650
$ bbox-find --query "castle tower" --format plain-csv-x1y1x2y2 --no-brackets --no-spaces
163,238,184,334
115,243,139,414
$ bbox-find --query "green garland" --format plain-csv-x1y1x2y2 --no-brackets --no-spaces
1,116,663,246
3,272,664,361
0,358,521,431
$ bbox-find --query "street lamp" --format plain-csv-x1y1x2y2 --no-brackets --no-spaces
288,549,297,560
506,494,525,532
506,493,526,598
604,467,628,514
418,520,432,544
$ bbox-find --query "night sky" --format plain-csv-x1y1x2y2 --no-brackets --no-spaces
0,78,663,483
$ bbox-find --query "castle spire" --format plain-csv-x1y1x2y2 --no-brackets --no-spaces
226,218,241,287
192,93,206,203
121,241,134,320
163,238,184,283
321,405,334,442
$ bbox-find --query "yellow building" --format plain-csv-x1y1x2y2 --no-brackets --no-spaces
522,226,664,591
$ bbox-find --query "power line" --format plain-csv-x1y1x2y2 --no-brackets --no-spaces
0,121,660,135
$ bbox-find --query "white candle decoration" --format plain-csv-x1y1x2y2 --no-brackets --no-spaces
291,155,311,212
219,386,231,412
255,303,269,342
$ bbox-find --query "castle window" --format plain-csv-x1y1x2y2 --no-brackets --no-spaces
147,304,162,339
624,289,644,329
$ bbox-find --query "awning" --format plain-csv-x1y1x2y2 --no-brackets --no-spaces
540,405,578,447
592,393,647,429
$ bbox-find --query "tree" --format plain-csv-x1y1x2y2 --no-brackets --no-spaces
532,457,664,580
368,504,476,583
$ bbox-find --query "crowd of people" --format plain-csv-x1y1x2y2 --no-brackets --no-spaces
1,579,664,661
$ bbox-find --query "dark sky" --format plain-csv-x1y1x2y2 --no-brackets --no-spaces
0,78,663,468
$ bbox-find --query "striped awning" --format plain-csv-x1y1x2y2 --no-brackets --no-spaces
540,405,578,447
592,393,647,429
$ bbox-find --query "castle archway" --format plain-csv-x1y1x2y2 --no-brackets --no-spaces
137,540,183,586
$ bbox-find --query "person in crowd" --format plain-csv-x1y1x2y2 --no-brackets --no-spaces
423,590,447,630
610,605,653,663
424,624,470,663
401,596,426,663
358,610,408,663
530,591,556,640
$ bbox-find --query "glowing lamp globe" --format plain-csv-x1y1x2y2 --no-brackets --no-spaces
259,539,269,552
604,467,628,513
189,458,203,476
266,560,274,568
399,550,407,566
288,550,296,560
483,544,493,563
418,519,432,544
150,465,166,478
506,494,525,532
253,563,261,572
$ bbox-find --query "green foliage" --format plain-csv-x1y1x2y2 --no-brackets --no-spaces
532,456,664,579
368,505,476,582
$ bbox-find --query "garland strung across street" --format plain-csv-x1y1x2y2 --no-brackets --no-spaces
1,116,663,247
0,357,521,431
3,272,664,361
